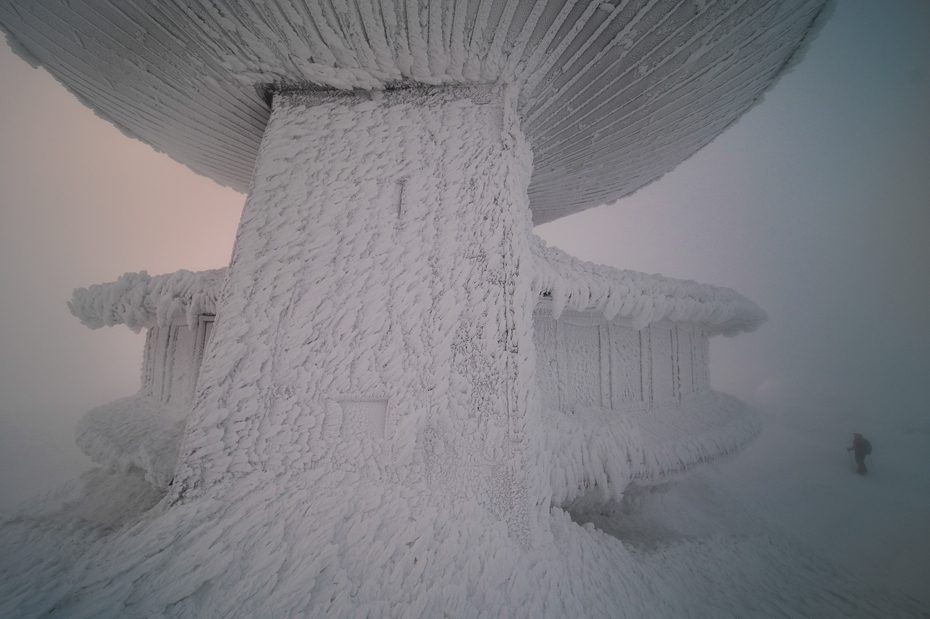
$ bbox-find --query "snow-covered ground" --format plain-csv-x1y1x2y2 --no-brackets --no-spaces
2,403,926,616
705,405,930,607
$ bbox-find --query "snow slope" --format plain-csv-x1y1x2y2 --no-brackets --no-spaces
709,406,930,607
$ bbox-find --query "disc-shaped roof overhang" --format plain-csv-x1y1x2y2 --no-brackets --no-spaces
0,0,830,224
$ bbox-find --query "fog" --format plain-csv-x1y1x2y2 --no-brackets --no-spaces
1,0,928,597
0,44,243,508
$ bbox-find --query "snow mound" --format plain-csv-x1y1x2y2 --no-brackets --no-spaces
1,468,922,618
76,395,188,490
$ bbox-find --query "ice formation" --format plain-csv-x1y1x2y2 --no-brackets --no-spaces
531,237,767,334
68,268,225,333
68,238,766,338
7,1,913,617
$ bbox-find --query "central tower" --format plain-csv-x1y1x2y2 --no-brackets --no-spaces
176,85,540,537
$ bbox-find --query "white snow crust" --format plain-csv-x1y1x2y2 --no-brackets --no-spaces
170,85,541,547
75,318,214,490
539,392,760,509
76,395,186,490
0,0,831,222
2,460,922,618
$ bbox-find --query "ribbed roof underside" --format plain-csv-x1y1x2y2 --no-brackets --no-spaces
0,0,828,223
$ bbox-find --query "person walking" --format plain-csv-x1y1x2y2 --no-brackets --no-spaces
848,433,872,475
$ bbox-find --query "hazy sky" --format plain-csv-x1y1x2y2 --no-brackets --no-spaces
1,0,928,510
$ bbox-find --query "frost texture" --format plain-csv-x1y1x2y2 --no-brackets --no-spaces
67,238,765,506
539,393,761,509
0,0,831,222
1,470,919,618
67,237,764,339
76,395,187,490
169,86,540,546
68,269,225,333
76,317,214,489
532,237,766,335
3,2,909,614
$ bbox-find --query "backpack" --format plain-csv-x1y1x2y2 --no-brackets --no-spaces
861,439,872,455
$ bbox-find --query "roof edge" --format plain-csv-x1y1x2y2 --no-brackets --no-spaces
531,236,766,336
68,268,226,333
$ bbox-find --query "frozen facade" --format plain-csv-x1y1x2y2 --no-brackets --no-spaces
68,236,764,515
69,269,224,490
0,1,862,617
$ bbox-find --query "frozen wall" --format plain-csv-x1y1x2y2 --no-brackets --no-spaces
67,220,766,520
173,84,539,539
533,305,710,412
67,229,766,510
532,303,758,508
71,260,756,506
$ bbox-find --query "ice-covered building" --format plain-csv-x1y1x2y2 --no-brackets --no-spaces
68,269,224,490
0,1,836,617
68,240,765,509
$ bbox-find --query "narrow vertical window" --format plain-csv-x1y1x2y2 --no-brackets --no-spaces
195,314,215,368
190,314,216,400
393,179,406,219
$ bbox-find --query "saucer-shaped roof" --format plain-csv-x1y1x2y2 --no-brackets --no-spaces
0,0,830,223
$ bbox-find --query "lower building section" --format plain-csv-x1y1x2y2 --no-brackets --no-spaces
533,304,711,413
76,316,215,490
73,277,759,511
539,391,760,511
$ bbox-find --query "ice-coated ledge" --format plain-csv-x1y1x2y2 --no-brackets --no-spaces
69,239,764,337
76,394,188,490
68,268,225,333
538,391,761,509
531,236,766,335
